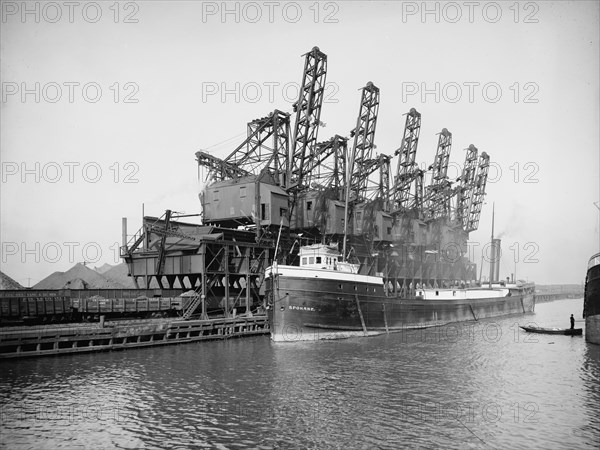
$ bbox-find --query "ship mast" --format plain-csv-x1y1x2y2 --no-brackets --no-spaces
488,202,495,289
342,144,353,262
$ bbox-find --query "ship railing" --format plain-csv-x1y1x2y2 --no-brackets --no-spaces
120,228,145,257
121,215,168,257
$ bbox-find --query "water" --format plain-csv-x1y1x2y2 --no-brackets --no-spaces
1,298,598,449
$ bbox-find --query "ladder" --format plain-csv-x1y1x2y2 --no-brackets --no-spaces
182,292,203,320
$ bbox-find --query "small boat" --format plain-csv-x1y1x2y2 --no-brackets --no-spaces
520,325,582,336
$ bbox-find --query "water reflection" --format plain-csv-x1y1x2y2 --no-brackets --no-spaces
1,299,598,449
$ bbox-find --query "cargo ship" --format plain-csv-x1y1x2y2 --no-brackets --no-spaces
266,243,535,341
583,252,600,344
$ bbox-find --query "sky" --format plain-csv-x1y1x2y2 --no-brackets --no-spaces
1,0,598,286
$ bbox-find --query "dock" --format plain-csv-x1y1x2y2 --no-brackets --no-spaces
535,292,583,303
0,315,269,359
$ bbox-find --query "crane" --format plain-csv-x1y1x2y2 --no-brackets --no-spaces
391,108,422,214
348,82,380,202
423,128,452,221
196,109,290,185
466,152,490,232
455,144,479,229
197,46,327,195
288,46,327,194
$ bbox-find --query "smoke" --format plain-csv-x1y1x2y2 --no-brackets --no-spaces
494,200,525,241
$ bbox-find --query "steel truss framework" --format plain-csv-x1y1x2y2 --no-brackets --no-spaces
304,134,347,193
123,47,497,321
186,48,492,292
423,128,452,220
122,234,274,319
466,152,490,232
348,82,381,202
288,46,328,193
392,108,422,213
195,110,290,185
329,237,476,292
456,144,479,228
197,48,327,222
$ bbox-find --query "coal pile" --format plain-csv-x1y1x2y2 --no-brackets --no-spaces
0,271,24,290
33,263,127,289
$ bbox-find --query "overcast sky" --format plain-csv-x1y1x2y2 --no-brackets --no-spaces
1,0,598,286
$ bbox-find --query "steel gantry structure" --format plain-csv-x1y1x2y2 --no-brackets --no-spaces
288,46,327,195
391,108,422,214
347,82,381,203
196,110,290,184
195,48,491,239
423,128,452,221
466,151,490,232
192,47,493,299
123,46,495,320
456,144,479,228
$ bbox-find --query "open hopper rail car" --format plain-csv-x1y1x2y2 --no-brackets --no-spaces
0,289,187,325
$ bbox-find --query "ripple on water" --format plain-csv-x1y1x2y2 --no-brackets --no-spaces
1,301,598,448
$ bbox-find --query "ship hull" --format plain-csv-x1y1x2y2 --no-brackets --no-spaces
266,271,535,342
584,253,600,345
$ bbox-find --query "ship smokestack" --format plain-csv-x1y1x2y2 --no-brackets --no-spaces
490,238,501,283
122,217,127,249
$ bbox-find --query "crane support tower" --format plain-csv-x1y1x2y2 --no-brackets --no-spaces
456,144,479,228
392,108,422,214
288,46,328,195
423,128,452,221
348,82,381,202
466,151,490,232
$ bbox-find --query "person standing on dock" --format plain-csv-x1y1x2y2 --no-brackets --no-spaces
570,314,575,330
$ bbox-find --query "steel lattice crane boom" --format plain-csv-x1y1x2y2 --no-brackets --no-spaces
288,46,327,193
466,152,490,232
195,151,251,182
456,144,479,228
377,154,391,208
197,46,327,191
310,135,348,232
423,128,452,220
196,110,290,184
348,154,391,204
305,135,347,193
348,82,380,202
392,108,422,213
